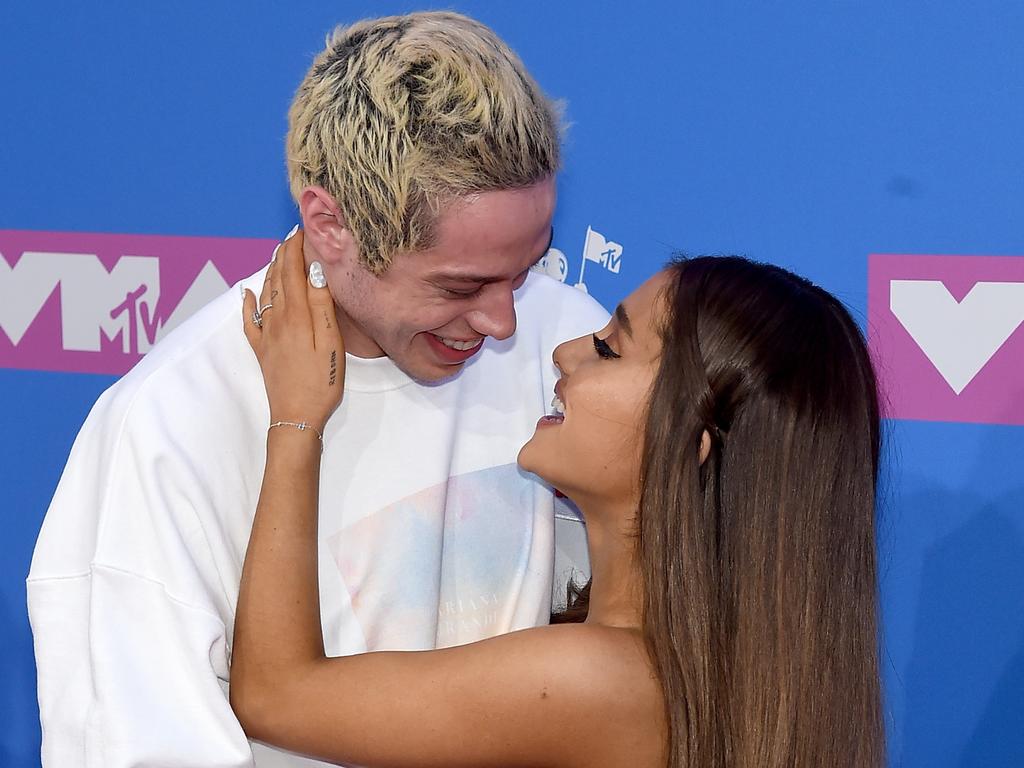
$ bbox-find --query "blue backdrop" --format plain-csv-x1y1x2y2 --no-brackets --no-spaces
2,2,1022,766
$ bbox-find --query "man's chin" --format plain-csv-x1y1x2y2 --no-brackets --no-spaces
391,352,467,386
410,367,465,386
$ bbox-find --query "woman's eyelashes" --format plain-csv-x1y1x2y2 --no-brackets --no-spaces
592,333,621,360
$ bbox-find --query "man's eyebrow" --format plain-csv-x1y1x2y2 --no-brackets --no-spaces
431,271,495,284
430,227,555,284
615,303,633,338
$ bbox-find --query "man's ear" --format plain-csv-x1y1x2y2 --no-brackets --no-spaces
298,186,356,266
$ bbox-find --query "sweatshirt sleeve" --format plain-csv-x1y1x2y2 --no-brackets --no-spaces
27,376,258,768
28,570,253,767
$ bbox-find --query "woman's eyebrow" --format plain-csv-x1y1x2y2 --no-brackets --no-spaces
615,303,633,338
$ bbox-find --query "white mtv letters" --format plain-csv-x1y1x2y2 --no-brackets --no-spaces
0,251,229,354
58,254,160,354
890,279,1024,394
0,252,69,346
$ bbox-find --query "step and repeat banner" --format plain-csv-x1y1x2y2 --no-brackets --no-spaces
2,2,1022,766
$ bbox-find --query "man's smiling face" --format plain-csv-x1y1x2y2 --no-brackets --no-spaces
323,176,557,382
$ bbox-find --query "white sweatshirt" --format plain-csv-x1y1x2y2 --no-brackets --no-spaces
27,268,608,768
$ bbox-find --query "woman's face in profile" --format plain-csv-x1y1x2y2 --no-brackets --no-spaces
518,270,670,512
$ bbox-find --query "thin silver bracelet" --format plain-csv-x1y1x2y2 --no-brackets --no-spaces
268,420,324,450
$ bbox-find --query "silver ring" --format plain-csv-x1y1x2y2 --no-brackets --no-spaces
258,302,273,315
251,310,263,328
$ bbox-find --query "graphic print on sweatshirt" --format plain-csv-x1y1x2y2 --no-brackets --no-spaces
327,463,537,650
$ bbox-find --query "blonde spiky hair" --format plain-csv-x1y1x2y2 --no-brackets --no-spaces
286,11,562,274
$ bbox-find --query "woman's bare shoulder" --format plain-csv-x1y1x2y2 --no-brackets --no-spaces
491,622,656,691
243,620,666,768
450,622,667,767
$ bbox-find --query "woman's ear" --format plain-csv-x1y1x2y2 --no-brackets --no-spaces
298,186,356,266
699,429,712,465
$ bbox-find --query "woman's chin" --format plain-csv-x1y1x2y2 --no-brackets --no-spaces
516,438,549,481
517,446,580,506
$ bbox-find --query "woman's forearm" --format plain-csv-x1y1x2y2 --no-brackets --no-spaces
231,427,325,717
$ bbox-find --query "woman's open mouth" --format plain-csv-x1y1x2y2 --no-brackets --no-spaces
537,393,565,427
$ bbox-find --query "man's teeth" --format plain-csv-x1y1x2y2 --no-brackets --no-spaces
551,395,565,415
436,336,482,351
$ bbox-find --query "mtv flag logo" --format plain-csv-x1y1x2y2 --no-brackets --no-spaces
575,226,623,293
582,226,622,274
868,254,1024,426
0,230,277,376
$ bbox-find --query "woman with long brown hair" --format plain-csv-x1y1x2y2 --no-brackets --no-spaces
230,231,884,768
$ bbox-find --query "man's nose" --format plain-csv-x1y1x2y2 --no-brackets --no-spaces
468,284,518,341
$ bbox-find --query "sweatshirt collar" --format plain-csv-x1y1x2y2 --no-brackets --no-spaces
342,351,417,393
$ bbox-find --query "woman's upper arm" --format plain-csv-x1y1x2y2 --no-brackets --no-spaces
243,624,642,768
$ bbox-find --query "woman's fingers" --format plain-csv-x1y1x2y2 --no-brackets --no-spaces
240,227,344,431
242,288,260,351
307,262,345,393
247,227,299,349
259,239,279,310
281,228,308,322
268,240,287,331
307,265,342,348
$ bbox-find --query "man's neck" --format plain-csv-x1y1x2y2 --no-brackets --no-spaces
301,240,386,360
332,301,386,359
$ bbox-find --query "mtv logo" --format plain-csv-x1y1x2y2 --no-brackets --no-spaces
868,254,1024,426
0,230,277,376
582,227,623,274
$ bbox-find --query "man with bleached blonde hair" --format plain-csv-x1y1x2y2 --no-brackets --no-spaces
288,12,561,275
30,11,607,767
287,11,580,383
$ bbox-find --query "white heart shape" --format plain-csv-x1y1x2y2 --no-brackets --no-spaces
890,280,1024,394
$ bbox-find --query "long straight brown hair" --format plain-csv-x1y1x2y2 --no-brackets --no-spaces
559,256,885,767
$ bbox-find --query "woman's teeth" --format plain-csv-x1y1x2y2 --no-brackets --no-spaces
551,394,565,415
435,335,482,351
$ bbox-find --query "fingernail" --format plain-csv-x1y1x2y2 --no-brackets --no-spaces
270,242,282,264
308,261,327,289
240,284,246,301
285,224,299,240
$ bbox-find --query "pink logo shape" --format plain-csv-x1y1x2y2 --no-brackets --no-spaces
0,229,277,375
868,254,1024,426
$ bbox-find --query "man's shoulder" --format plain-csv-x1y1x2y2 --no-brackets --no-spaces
93,274,262,428
517,271,605,311
515,272,610,337
30,274,266,583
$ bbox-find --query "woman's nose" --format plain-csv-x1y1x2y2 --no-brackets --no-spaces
552,332,589,374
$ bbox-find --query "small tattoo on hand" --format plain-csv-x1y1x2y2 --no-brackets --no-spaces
271,290,279,300
329,350,337,386
323,310,332,329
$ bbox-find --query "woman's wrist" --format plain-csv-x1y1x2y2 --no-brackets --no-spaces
265,421,326,460
268,419,324,446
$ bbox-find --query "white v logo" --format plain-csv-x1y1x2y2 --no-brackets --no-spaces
890,280,1024,394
